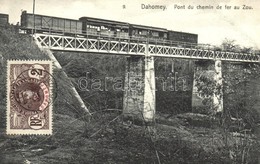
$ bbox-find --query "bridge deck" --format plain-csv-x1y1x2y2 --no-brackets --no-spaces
34,33,259,63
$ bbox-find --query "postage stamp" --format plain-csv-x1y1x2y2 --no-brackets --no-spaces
7,60,53,135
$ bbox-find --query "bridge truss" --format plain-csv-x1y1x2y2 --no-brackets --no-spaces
34,33,259,63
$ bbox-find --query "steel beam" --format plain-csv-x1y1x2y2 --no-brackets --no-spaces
33,33,259,63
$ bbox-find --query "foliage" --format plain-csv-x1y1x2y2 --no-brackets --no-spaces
155,58,194,114
195,39,260,163
193,60,221,115
54,52,126,111
220,38,255,53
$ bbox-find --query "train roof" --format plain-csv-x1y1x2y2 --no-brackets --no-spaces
168,30,198,36
0,13,9,17
79,17,169,32
130,24,168,32
79,17,129,27
22,11,80,22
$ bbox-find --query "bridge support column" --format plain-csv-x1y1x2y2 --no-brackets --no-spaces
123,56,155,123
192,60,223,114
143,56,156,122
213,60,223,113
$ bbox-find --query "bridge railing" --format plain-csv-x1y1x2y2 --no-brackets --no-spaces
25,28,258,55
22,27,259,56
32,32,260,62
24,28,207,48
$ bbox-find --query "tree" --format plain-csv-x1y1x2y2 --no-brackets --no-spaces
195,39,260,163
221,38,240,52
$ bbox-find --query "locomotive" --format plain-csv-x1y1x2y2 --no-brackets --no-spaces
20,11,198,45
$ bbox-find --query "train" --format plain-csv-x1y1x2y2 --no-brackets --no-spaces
0,13,9,27
20,11,198,45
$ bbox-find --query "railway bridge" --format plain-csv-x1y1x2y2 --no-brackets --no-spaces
33,33,260,122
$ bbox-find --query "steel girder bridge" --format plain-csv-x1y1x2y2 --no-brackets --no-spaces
33,32,260,122
34,33,259,63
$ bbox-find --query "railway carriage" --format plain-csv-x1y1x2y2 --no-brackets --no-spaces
129,24,168,43
167,30,198,47
79,17,129,39
20,11,82,35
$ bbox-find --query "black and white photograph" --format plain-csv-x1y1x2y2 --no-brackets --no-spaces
0,0,260,163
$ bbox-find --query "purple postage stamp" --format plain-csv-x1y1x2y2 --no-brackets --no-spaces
7,60,53,135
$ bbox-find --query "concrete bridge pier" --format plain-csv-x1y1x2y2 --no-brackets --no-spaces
213,60,223,113
143,56,156,122
192,60,223,113
123,56,156,123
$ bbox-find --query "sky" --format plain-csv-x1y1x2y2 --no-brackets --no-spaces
1,0,260,49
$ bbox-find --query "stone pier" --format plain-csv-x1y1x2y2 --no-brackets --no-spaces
213,60,223,113
123,55,156,123
192,60,223,113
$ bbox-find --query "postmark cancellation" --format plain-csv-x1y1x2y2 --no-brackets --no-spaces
7,60,53,135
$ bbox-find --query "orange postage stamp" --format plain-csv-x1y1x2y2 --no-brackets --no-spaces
7,60,53,135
